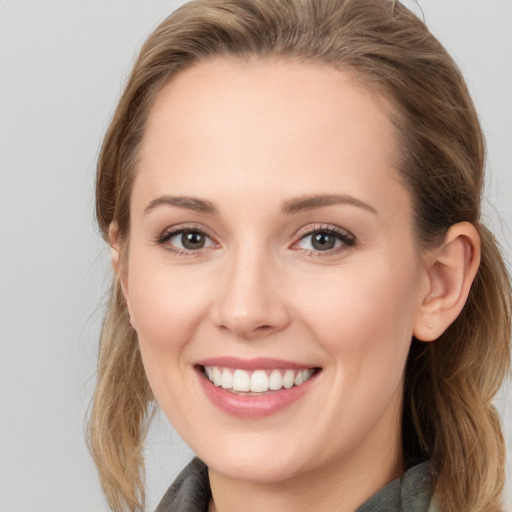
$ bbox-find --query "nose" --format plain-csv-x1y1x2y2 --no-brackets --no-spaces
210,246,290,340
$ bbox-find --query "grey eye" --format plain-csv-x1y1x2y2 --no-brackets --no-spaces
163,229,214,251
311,232,337,251
297,230,345,252
180,231,206,250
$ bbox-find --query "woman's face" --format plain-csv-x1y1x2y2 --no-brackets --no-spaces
121,59,431,484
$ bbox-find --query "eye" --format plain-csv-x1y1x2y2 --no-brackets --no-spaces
293,226,355,254
174,230,209,250
156,227,216,254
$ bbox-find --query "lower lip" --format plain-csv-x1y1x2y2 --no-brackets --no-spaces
196,367,319,418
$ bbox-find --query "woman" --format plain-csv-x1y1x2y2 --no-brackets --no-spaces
87,0,511,511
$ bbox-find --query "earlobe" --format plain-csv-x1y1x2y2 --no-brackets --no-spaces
413,222,481,342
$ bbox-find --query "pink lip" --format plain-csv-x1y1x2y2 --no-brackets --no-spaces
194,359,320,418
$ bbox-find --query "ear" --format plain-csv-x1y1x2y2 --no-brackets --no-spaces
413,222,480,342
108,221,119,274
109,222,134,325
108,221,122,274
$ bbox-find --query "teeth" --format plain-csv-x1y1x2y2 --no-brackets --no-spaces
204,366,315,393
212,367,222,386
283,369,295,389
268,369,283,390
221,368,233,389
233,369,250,392
250,370,269,392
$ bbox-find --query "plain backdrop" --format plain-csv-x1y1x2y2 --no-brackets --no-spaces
1,1,511,511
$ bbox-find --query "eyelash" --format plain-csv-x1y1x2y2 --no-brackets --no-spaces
155,224,356,257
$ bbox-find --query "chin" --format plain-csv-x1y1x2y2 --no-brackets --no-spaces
208,457,305,484
197,437,317,484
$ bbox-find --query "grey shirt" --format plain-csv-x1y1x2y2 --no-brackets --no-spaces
155,458,437,511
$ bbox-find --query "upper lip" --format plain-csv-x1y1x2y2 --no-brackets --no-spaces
195,356,319,371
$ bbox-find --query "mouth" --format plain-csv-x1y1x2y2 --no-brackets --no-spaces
194,357,322,417
200,366,319,394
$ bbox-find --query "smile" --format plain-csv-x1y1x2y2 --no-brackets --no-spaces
203,366,316,394
195,359,321,417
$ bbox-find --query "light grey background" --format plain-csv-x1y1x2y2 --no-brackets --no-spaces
0,1,511,511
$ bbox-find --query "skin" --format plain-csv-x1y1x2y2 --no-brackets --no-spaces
112,58,480,512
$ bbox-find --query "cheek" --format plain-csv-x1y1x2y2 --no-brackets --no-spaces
292,259,419,441
126,251,214,356
293,254,420,371
125,253,217,418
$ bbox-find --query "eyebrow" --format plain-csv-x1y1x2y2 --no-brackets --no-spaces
281,194,378,215
143,193,377,216
144,195,218,215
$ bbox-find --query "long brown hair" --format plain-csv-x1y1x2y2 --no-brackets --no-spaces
88,1,511,510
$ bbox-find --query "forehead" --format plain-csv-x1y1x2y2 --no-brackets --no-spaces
134,57,408,219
